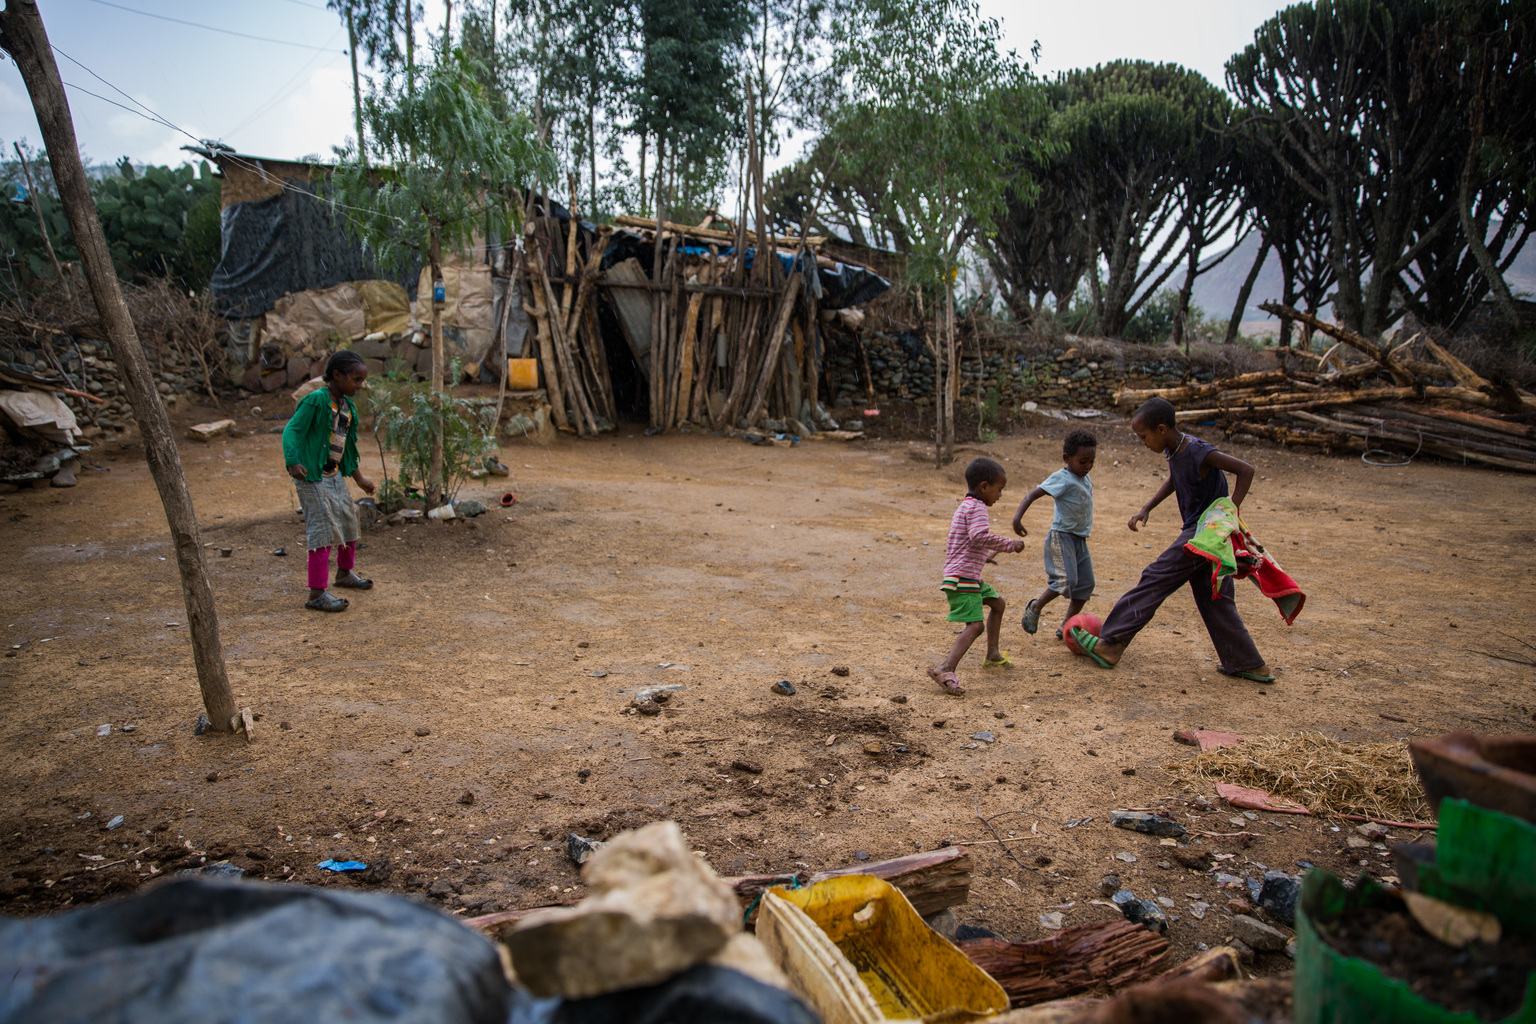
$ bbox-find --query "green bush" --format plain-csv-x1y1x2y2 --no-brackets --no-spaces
360,365,497,509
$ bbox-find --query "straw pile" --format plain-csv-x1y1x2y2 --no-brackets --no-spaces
1164,732,1430,822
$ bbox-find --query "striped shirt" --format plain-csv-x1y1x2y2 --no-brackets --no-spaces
322,397,350,477
942,495,1024,589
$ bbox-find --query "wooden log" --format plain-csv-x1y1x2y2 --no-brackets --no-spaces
1421,335,1491,391
742,270,804,427
674,272,706,426
1402,403,1536,440
1114,370,1290,408
1258,301,1411,383
0,1,238,731
1224,420,1366,453
1329,409,1536,458
610,213,825,249
958,919,1171,1008
1288,411,1536,471
521,250,568,432
534,253,598,436
468,845,973,942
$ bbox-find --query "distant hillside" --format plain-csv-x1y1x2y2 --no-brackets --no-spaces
1173,230,1536,328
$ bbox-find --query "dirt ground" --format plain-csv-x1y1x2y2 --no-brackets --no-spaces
3,390,1534,976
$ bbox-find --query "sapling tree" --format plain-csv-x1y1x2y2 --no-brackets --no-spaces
832,0,1047,465
330,46,552,508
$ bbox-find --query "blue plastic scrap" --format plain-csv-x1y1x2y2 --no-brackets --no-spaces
317,859,367,872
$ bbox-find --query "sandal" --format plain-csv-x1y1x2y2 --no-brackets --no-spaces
1219,666,1276,684
1021,600,1040,635
305,592,349,612
982,651,1013,668
333,572,373,590
927,666,966,696
1070,628,1115,669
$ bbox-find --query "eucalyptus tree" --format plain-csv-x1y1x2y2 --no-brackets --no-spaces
329,48,553,506
832,0,1046,465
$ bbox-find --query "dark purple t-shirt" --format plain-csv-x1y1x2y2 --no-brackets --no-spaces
1169,433,1229,530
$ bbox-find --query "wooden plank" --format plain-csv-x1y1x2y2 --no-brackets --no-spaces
604,258,654,379
959,919,1170,1008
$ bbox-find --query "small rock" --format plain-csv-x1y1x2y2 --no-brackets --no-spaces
890,694,908,704
105,815,124,831
415,726,432,737
731,759,763,774
206,772,220,783
1111,810,1187,838
770,680,796,696
1155,896,1175,908
1039,911,1065,931
633,699,661,716
1345,835,1371,849
457,790,475,805
1112,889,1167,933
456,499,488,518
1354,822,1388,841
1258,870,1302,925
1231,914,1289,952
932,719,946,728
591,669,608,678
1229,938,1256,964
577,769,591,781
428,878,456,897
1190,901,1210,920
96,724,111,737
923,908,959,939
271,547,287,556
863,742,884,755
830,666,850,677
359,858,393,884
853,850,870,862
180,860,244,879
970,731,996,744
533,791,552,800
1099,873,1122,896
193,713,211,736
1285,937,1297,959
1172,729,1199,746
1228,898,1254,914
954,923,1000,941
1121,767,1136,776
121,724,135,733
279,721,292,730
1114,851,1138,863
566,833,604,866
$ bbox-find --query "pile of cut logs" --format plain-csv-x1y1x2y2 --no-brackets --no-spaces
1115,302,1536,473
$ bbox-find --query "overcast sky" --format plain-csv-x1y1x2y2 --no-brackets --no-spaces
0,0,1287,170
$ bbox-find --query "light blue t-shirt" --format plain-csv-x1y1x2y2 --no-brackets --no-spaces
1039,467,1093,538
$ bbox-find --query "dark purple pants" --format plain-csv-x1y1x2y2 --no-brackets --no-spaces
1100,527,1264,673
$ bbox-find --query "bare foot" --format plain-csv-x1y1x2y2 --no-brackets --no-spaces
927,666,966,696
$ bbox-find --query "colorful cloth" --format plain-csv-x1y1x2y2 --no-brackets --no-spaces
942,495,1024,582
1038,467,1094,537
944,580,1000,623
1185,497,1306,624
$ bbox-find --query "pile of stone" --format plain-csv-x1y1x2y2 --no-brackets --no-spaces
0,336,209,440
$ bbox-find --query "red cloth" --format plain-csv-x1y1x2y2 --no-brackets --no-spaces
1230,532,1305,624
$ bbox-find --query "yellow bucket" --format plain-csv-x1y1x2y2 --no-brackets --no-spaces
507,358,539,391
758,875,1008,1022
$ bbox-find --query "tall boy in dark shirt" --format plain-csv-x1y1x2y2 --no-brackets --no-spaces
1070,397,1273,682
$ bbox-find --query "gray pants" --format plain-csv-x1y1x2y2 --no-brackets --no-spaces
1100,526,1264,673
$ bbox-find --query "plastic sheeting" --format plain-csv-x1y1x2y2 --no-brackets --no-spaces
409,261,496,369
0,877,510,1024
358,280,412,336
211,181,419,319
262,282,367,358
0,388,81,444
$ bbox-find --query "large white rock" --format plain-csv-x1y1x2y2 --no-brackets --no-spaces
505,821,741,999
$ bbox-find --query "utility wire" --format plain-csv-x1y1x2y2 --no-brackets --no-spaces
224,28,346,137
80,0,345,53
53,49,405,227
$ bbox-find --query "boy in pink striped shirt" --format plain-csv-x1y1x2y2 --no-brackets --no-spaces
929,458,1026,696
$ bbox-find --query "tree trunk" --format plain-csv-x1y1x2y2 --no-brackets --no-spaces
13,140,68,299
1459,147,1519,327
1225,238,1270,345
428,233,445,509
943,283,957,463
347,14,364,155
0,0,237,732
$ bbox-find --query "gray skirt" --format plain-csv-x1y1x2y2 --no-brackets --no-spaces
295,474,360,551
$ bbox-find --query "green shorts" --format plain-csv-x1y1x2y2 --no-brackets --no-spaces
944,581,1000,623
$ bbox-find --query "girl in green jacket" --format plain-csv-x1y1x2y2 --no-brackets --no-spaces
281,351,376,612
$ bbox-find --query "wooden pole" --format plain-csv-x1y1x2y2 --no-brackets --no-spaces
0,0,237,733
13,140,69,300
427,233,446,506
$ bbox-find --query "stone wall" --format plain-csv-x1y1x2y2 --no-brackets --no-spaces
823,333,1218,412
0,337,205,440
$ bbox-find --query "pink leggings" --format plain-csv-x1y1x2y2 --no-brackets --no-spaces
307,542,355,589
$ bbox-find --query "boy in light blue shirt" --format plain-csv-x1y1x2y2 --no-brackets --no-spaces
1011,430,1096,639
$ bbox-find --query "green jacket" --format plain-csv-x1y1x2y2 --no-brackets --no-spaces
282,386,360,481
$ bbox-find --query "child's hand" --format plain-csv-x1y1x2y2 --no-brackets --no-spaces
287,464,307,481
1011,538,1026,553
1127,510,1149,532
354,473,376,496
1011,517,1027,537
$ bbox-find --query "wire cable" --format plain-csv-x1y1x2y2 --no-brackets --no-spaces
80,0,344,53
224,28,346,137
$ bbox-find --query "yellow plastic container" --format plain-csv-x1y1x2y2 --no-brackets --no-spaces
507,358,539,390
758,875,1007,1023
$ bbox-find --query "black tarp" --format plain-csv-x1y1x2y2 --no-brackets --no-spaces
211,180,421,319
